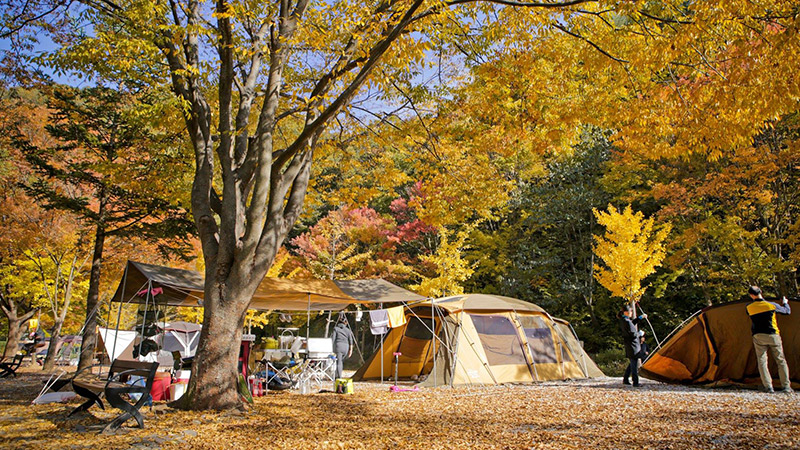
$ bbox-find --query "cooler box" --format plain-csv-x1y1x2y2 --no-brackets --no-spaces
170,382,188,401
334,378,353,394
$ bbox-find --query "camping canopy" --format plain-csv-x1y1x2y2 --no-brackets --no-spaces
640,299,799,388
98,327,136,362
354,294,604,386
111,260,425,311
160,321,202,358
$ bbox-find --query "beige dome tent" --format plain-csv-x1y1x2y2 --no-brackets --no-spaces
641,299,799,388
354,294,603,386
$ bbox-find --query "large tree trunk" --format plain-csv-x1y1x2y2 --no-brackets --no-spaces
1,296,37,360
78,224,106,371
178,274,253,410
160,0,427,410
42,319,64,372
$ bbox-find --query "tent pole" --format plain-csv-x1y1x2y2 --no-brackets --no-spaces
431,299,436,388
137,281,152,358
101,298,112,373
306,293,310,343
109,265,127,368
513,311,539,382
380,326,384,384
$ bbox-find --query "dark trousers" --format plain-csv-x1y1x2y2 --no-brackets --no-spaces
623,358,639,386
335,351,346,379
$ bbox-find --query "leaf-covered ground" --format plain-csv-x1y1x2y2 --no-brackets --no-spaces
1,366,798,449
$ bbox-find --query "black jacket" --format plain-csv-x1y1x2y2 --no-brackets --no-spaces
619,315,642,358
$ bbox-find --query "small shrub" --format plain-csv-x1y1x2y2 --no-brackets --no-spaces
592,348,628,377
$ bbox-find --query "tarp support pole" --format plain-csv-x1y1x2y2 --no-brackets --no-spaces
110,265,127,366
306,293,311,343
101,297,112,373
432,299,436,388
380,325,384,384
137,280,152,358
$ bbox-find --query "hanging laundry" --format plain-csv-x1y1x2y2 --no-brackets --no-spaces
387,305,407,328
136,287,164,297
355,309,363,322
279,313,293,323
369,309,389,335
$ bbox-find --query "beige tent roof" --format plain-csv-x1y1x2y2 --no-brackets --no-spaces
111,260,425,311
431,294,548,313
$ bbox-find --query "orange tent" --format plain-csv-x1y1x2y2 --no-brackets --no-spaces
641,299,799,388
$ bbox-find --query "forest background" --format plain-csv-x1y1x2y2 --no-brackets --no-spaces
1,0,799,377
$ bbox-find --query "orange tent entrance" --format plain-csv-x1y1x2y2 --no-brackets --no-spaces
640,299,799,388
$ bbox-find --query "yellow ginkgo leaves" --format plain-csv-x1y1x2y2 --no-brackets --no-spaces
593,204,671,307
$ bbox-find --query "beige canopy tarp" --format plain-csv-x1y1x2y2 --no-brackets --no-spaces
111,260,425,311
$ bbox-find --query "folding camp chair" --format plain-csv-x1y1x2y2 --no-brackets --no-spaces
0,354,24,378
259,338,303,390
298,338,335,389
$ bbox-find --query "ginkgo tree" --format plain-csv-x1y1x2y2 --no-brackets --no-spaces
593,204,671,312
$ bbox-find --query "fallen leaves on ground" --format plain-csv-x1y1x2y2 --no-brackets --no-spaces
1,366,798,449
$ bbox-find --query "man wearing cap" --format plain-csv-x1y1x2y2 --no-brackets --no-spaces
619,304,647,387
746,286,792,393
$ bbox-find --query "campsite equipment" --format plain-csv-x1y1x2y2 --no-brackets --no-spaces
248,375,263,397
635,303,661,347
265,337,279,349
393,352,401,386
160,321,202,358
169,370,191,400
300,377,309,394
389,385,418,392
150,371,172,401
300,338,336,387
640,299,799,388
355,295,603,386
32,370,76,404
69,360,159,433
169,380,188,401
334,378,354,394
0,354,24,378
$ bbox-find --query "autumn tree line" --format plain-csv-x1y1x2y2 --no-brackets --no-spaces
1,0,798,408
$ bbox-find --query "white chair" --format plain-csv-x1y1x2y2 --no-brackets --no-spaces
298,338,335,389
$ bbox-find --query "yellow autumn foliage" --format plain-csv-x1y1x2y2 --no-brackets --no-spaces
411,227,474,298
593,205,671,306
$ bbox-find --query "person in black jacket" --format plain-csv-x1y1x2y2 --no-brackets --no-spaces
332,314,355,380
619,304,646,387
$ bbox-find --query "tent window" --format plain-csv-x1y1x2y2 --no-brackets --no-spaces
404,316,434,340
469,315,527,366
517,315,558,364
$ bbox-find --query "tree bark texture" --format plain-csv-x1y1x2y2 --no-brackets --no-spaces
157,0,437,409
1,295,37,360
78,224,106,371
